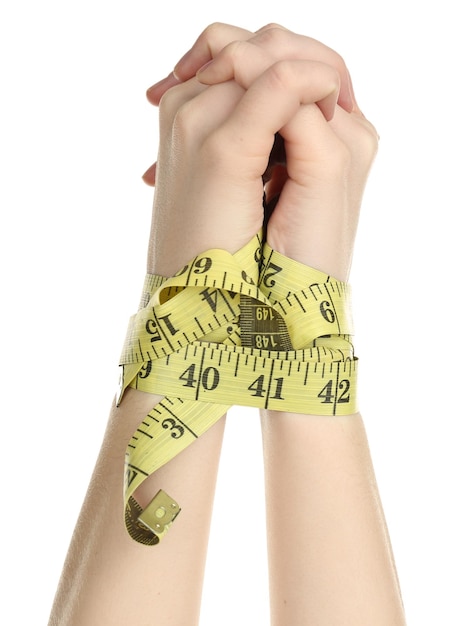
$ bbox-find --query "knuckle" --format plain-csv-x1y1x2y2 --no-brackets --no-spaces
158,90,173,114
256,24,288,47
319,63,341,96
160,82,207,133
222,39,248,62
200,21,229,43
356,122,379,163
331,50,347,73
266,60,296,88
331,65,342,88
172,100,196,138
160,92,199,141
159,82,183,114
259,22,286,32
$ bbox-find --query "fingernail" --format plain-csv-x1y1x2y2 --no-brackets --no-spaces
196,59,213,75
146,72,181,103
173,50,191,80
147,71,174,91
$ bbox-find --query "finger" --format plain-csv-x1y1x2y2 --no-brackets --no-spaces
173,22,253,80
215,60,341,176
200,51,341,121
173,21,290,81
252,27,357,113
254,22,290,34
142,162,156,186
198,26,358,114
146,22,252,105
146,72,182,106
158,77,208,124
166,79,245,139
196,39,275,86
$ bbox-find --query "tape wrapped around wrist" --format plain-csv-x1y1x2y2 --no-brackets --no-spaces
117,231,357,545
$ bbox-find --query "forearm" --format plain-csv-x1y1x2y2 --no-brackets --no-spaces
49,191,231,624
49,388,226,626
260,409,406,626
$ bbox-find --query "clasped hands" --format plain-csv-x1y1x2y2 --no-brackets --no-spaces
142,22,378,286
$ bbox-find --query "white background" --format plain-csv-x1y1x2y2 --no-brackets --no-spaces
1,1,449,624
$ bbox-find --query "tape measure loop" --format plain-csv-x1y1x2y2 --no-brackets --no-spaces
119,232,358,545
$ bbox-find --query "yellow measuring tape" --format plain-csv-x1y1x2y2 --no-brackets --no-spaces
117,232,357,545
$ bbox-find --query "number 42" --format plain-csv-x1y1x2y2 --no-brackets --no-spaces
318,379,350,404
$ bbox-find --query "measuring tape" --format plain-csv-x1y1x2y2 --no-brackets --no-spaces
117,232,357,545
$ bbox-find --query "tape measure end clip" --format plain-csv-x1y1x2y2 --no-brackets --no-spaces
138,489,181,540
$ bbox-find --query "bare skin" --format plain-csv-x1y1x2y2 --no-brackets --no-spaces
48,22,406,626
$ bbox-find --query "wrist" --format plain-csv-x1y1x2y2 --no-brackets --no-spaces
266,197,355,282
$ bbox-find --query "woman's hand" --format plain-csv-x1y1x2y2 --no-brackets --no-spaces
146,73,265,276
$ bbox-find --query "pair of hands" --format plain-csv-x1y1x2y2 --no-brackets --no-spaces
143,23,378,282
